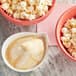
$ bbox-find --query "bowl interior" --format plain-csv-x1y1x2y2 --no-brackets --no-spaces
56,6,76,61
0,0,55,25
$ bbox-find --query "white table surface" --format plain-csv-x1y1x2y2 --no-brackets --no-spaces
0,0,76,76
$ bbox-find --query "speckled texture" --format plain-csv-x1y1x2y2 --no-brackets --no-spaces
0,0,76,76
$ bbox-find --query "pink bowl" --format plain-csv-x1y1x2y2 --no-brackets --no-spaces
55,6,76,61
0,0,55,26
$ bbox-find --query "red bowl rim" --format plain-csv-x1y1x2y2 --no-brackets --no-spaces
55,6,76,61
0,0,56,26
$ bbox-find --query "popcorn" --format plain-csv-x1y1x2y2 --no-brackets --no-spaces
28,0,36,5
13,11,20,19
64,20,72,29
0,0,6,3
61,18,76,58
71,39,76,47
20,12,26,19
0,0,52,20
70,18,76,28
39,0,46,5
12,0,18,4
1,2,9,10
61,36,70,42
46,0,52,6
72,33,76,41
63,41,71,48
27,14,36,20
71,28,76,34
16,4,22,11
72,51,76,58
28,14,36,20
61,27,70,34
6,8,13,15
64,33,71,39
61,37,71,48
7,0,12,4
11,4,17,11
25,6,34,13
20,1,26,8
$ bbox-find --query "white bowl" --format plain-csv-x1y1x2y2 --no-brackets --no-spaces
1,32,48,72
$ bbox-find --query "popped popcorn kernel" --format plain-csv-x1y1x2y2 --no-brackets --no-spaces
13,12,20,19
1,2,9,10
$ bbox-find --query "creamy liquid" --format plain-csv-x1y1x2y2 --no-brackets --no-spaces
5,35,46,70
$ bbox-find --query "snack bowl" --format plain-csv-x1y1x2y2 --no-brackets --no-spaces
0,0,55,26
55,6,76,61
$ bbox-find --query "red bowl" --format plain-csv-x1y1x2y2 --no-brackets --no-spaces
55,6,76,61
0,0,55,26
